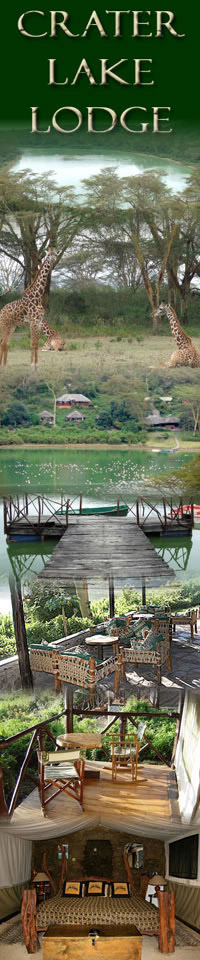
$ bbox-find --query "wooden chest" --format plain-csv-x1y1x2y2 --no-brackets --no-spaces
42,923,142,960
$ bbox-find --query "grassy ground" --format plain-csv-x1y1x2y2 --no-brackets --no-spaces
1,333,200,446
3,333,200,377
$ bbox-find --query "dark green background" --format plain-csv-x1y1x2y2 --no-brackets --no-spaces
0,2,198,129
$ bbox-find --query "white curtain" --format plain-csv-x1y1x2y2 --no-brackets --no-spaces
0,834,32,888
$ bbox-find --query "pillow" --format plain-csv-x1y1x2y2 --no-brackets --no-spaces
109,882,130,897
86,881,110,896
141,628,165,651
63,881,86,897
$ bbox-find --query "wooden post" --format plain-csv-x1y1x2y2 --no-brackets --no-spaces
0,767,9,817
158,890,169,953
163,498,167,532
157,889,175,953
37,727,46,752
168,891,176,953
21,889,40,953
66,498,69,529
80,494,82,515
9,573,33,690
136,500,140,526
3,498,8,535
142,577,146,606
64,686,73,733
109,576,115,617
117,498,120,515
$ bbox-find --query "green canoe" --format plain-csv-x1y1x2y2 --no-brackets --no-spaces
56,503,128,517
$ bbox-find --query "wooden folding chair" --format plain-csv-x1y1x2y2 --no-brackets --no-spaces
38,749,85,816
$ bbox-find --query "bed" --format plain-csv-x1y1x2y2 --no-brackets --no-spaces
36,889,160,936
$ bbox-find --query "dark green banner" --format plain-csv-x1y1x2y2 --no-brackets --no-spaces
1,2,199,132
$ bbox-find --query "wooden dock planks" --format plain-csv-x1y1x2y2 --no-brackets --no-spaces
39,516,175,583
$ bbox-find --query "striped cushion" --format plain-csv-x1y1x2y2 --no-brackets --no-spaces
44,764,79,780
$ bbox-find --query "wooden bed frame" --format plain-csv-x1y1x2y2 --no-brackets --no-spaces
21,884,175,954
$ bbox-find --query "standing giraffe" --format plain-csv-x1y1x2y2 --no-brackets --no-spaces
0,249,57,367
154,301,200,368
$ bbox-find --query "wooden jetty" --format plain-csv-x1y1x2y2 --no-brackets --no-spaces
39,516,175,585
4,496,194,542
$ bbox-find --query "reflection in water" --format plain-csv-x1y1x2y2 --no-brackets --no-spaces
150,537,193,573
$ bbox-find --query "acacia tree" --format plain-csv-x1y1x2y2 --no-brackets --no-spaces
0,169,83,304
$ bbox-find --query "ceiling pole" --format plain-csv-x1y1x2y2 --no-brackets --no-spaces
64,685,74,733
142,576,146,606
109,576,115,617
9,572,33,690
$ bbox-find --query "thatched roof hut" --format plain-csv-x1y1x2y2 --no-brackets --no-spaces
39,410,54,424
56,394,91,408
65,410,85,423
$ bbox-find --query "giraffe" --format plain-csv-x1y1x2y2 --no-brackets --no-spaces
154,301,200,368
41,316,65,353
0,249,57,367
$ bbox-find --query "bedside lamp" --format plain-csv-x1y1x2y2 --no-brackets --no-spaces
151,874,166,889
32,871,51,902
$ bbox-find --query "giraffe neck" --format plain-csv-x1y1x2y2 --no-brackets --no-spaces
165,306,191,348
42,317,56,338
23,255,54,302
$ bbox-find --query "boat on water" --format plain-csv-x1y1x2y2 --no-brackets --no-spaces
175,504,200,519
56,503,129,517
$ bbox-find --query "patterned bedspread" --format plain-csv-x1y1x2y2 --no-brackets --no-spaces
36,892,160,935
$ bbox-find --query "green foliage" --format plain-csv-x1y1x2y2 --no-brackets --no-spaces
1,402,38,427
24,584,81,623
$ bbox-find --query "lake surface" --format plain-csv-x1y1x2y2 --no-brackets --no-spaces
0,448,200,616
14,150,191,194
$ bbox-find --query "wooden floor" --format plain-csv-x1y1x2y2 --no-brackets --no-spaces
5,762,188,842
38,517,175,583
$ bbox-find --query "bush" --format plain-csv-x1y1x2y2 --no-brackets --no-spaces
1,402,38,427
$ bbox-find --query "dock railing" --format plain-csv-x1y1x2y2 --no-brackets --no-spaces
3,495,194,536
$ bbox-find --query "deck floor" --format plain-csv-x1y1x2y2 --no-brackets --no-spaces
3,762,185,842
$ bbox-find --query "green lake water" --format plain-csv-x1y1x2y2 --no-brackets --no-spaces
0,448,200,616
15,150,191,194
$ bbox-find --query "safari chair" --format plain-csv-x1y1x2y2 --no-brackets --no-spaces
38,749,85,816
28,644,60,692
105,722,146,782
57,650,117,700
116,617,172,687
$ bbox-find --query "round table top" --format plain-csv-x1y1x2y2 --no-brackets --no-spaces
85,634,118,646
56,733,102,749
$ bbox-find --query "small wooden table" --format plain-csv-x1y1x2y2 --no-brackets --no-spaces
86,634,119,660
43,924,142,960
56,733,102,750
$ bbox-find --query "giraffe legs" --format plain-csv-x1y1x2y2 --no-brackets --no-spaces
30,310,44,367
30,338,39,367
0,338,10,366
